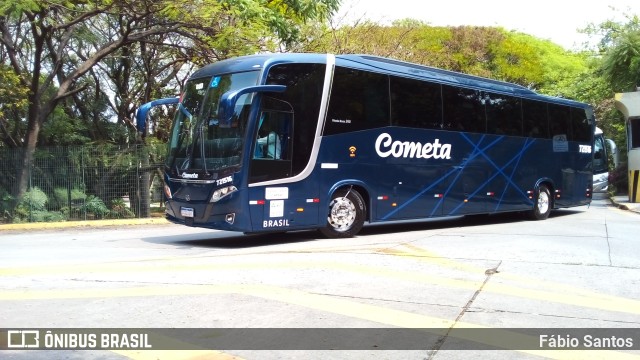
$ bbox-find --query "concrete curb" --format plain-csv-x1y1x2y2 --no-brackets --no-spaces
0,217,169,231
609,195,640,213
610,197,628,210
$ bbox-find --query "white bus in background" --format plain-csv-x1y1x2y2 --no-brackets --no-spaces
593,127,618,193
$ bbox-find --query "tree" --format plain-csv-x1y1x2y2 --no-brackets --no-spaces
583,10,640,92
0,64,28,147
581,12,640,158
297,19,583,91
601,29,640,92
0,0,340,209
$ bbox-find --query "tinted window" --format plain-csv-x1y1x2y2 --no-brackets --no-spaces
593,135,607,173
325,67,390,135
630,118,640,149
266,63,325,176
548,104,572,140
522,99,548,139
485,92,522,136
571,107,591,142
442,85,485,133
390,76,442,129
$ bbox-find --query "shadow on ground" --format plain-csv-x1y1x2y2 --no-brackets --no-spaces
144,208,585,249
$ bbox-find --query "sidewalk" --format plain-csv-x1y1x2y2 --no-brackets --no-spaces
609,194,640,214
0,217,168,231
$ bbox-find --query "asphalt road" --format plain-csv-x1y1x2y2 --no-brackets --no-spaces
1,196,639,360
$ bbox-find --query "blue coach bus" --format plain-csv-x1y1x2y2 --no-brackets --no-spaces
152,53,594,238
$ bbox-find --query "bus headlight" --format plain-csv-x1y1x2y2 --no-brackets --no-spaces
164,184,172,199
211,185,238,202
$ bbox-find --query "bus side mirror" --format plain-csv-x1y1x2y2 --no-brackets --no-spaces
217,85,286,128
605,139,619,168
135,97,180,134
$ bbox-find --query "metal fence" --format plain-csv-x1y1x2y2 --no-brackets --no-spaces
0,144,166,224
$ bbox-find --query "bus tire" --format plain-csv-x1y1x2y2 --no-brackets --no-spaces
530,184,552,220
320,188,366,238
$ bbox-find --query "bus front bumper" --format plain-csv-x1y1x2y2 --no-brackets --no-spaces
164,200,244,231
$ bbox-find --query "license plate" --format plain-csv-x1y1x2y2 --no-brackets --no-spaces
180,207,194,218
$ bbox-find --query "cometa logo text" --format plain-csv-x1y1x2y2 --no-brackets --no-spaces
375,132,452,159
181,172,198,179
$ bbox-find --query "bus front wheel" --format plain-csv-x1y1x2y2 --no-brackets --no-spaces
320,188,366,238
530,185,552,220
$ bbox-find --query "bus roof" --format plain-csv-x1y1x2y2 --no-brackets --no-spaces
336,54,535,95
190,53,590,109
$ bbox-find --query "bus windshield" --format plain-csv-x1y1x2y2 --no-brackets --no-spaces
166,71,260,176
593,131,607,174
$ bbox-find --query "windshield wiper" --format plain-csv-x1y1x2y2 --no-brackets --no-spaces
169,104,194,172
198,120,210,177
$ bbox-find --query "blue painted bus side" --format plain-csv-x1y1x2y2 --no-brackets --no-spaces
316,129,591,223
164,129,591,231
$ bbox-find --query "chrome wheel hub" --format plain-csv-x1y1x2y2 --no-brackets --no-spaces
537,191,549,214
328,197,356,231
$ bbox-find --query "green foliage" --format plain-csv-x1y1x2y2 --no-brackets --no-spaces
17,187,48,211
24,210,66,222
487,32,544,85
0,188,14,221
580,13,640,155
0,0,42,17
155,0,340,60
83,195,109,219
298,20,585,91
40,108,92,146
0,66,29,142
53,187,87,207
601,31,640,92
12,186,64,222
109,197,135,219
0,144,166,223
609,163,629,195
0,65,29,113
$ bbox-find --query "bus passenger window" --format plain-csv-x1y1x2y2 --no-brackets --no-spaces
522,99,549,139
571,108,591,143
548,104,572,140
485,92,522,136
442,85,485,133
325,67,390,135
390,76,442,129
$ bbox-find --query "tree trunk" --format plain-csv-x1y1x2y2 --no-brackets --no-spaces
139,145,151,218
13,102,43,204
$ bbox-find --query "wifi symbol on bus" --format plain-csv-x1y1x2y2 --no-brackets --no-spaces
349,146,357,157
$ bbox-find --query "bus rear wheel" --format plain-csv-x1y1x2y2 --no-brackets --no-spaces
320,188,366,238
530,185,552,220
